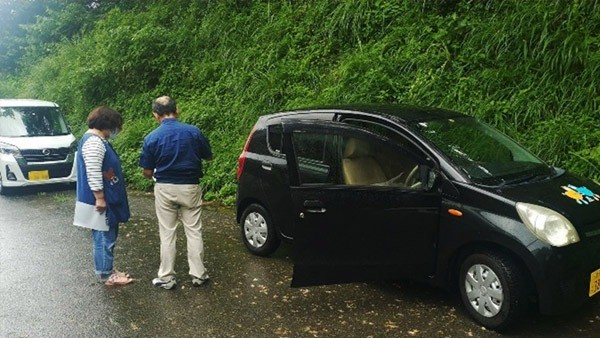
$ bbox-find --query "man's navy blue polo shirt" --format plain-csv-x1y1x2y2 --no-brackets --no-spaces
139,118,212,184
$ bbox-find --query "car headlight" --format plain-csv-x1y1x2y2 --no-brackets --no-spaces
69,140,78,153
0,141,21,157
516,202,580,247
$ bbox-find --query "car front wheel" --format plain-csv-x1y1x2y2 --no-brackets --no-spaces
240,203,280,256
459,251,529,331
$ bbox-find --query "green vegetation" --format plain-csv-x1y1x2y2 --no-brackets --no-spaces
1,0,598,204
52,193,72,203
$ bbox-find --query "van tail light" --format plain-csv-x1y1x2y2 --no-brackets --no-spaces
237,126,256,180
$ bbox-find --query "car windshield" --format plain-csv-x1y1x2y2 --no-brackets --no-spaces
414,117,554,186
0,106,70,137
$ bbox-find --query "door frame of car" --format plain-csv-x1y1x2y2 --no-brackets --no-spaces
280,120,444,287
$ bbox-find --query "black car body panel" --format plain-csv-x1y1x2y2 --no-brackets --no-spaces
283,121,443,287
500,173,600,227
236,104,600,321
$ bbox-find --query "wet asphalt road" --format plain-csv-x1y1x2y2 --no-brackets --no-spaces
0,186,599,338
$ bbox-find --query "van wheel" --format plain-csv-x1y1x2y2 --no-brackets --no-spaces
240,204,280,256
459,252,528,331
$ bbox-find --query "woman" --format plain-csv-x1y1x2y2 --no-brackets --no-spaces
75,106,132,285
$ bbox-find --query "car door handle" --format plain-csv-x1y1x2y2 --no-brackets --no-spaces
261,161,272,171
303,200,326,213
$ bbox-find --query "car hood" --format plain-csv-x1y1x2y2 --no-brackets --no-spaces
499,171,600,227
0,134,76,150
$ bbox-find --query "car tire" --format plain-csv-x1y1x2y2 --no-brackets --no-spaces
459,251,529,331
240,203,280,256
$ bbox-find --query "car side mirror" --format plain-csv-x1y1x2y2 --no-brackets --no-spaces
424,167,442,191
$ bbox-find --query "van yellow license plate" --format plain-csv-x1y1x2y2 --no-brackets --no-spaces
590,268,600,297
28,170,49,181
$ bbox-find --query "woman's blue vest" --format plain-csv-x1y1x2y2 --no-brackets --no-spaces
76,133,130,226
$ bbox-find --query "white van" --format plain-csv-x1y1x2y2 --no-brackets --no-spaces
0,99,77,194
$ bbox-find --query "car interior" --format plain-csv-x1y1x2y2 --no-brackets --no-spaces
342,137,388,185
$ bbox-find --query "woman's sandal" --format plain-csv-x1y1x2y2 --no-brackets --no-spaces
115,271,131,278
105,272,133,286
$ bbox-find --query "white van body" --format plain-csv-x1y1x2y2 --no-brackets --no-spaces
0,99,77,193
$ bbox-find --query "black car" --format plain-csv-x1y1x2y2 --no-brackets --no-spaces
235,104,600,331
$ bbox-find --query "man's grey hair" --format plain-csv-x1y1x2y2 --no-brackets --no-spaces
152,96,177,116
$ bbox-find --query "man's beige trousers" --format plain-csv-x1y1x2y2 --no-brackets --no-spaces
154,183,208,280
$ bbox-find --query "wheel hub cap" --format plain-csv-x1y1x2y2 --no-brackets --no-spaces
244,212,268,248
464,263,504,318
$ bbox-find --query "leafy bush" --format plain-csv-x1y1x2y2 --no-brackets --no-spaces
2,0,598,202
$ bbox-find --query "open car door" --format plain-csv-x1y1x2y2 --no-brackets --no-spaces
282,120,442,287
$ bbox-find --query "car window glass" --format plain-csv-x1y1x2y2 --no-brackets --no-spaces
342,118,421,154
291,129,423,189
267,124,284,154
292,131,340,185
340,134,422,189
415,117,552,186
0,107,69,137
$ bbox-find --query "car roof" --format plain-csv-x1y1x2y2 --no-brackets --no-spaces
0,99,59,107
269,104,467,124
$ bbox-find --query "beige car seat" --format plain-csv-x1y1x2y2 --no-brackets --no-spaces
342,138,387,185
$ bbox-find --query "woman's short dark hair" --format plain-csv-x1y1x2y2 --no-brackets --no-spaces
152,96,177,116
87,106,123,130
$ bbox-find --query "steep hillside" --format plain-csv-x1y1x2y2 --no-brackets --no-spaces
5,0,599,202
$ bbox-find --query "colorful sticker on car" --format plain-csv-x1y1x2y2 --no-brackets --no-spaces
561,185,600,205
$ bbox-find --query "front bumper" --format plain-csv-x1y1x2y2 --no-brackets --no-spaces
533,227,600,314
0,154,77,187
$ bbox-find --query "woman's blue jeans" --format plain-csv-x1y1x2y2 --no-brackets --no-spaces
92,223,119,281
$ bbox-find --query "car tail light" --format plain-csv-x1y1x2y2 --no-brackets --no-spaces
237,126,256,180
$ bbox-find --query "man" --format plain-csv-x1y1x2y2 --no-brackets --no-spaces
139,96,213,290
